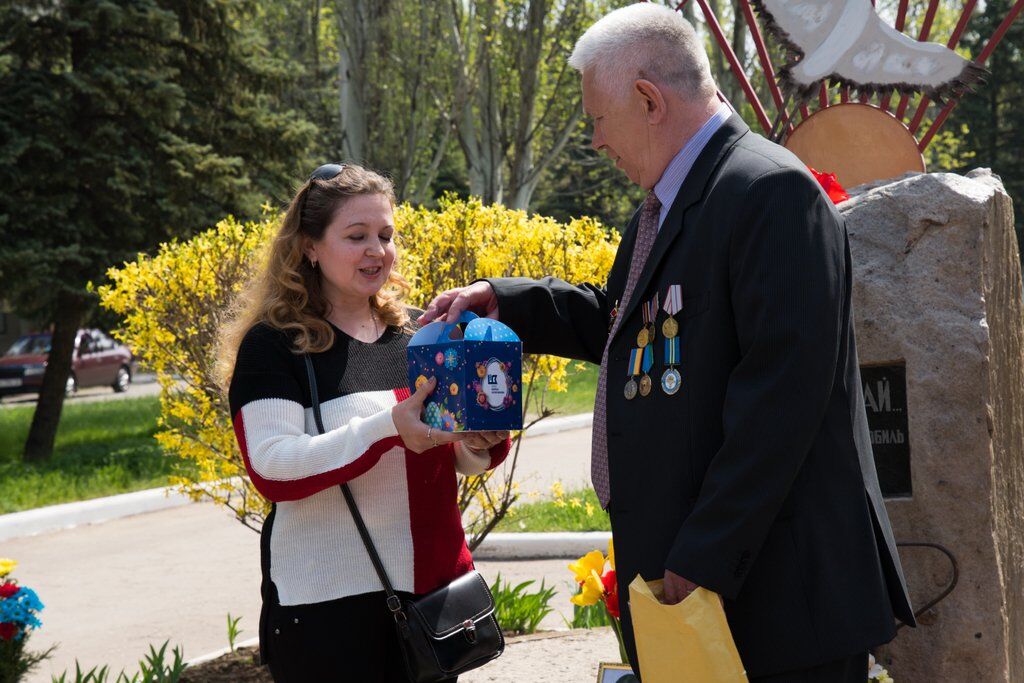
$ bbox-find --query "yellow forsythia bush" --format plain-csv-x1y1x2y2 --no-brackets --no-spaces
98,196,620,536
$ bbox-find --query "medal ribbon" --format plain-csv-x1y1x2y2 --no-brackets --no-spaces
628,348,642,376
663,285,682,316
641,345,654,374
641,299,651,327
664,336,679,366
649,292,659,320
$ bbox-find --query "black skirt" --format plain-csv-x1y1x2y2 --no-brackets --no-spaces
263,589,458,683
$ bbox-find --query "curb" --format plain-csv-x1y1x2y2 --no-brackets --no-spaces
0,487,194,542
0,414,594,542
473,531,612,561
522,412,592,438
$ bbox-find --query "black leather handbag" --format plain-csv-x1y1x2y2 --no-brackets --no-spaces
303,355,504,682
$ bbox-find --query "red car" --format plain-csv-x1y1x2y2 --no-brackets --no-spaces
0,329,134,400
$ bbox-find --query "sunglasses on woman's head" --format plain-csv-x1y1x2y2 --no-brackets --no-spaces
300,164,346,228
309,163,345,181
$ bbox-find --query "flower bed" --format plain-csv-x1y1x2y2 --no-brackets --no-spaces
180,647,269,682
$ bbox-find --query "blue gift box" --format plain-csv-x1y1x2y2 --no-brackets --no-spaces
407,311,523,432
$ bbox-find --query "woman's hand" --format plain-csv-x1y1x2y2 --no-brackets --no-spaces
392,377,465,453
461,430,509,452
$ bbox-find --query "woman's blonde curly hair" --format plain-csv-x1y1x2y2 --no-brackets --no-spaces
215,164,410,391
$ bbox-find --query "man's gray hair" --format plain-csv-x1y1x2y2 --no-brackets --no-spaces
569,3,716,101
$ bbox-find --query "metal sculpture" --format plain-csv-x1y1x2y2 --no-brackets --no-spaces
678,0,1023,176
753,0,985,105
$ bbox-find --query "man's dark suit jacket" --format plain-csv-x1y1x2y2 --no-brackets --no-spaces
486,114,915,677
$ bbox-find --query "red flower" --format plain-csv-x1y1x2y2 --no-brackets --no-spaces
808,166,849,204
601,570,620,619
0,622,16,641
0,583,17,598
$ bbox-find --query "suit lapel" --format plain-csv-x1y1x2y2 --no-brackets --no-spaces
607,209,641,303
612,114,750,343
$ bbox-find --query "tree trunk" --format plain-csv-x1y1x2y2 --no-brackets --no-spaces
680,0,696,24
706,0,730,98
337,1,372,162
23,291,89,462
731,0,746,108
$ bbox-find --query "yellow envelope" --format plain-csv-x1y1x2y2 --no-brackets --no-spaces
628,576,747,682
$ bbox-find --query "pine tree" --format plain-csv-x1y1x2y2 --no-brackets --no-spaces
0,0,315,460
948,0,1024,247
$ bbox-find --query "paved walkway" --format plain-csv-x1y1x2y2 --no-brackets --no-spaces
5,428,599,681
462,629,625,682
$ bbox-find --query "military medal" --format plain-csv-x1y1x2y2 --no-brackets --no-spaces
647,293,659,344
624,379,638,400
639,345,654,397
662,285,682,338
637,299,651,348
624,348,642,400
662,335,681,395
636,326,649,348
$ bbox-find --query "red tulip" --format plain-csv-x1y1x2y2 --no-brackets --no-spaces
601,570,620,619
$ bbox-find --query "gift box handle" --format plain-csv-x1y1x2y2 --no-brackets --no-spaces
440,310,479,342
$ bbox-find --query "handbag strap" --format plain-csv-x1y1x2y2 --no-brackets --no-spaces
302,353,408,619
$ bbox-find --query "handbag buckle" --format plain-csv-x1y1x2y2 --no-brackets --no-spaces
463,619,476,643
387,595,407,623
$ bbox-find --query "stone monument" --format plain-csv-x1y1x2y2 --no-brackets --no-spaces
842,170,1024,682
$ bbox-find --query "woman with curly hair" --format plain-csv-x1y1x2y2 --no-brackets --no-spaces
219,163,510,682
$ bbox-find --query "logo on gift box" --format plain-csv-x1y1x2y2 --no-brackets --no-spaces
483,358,510,410
407,312,523,432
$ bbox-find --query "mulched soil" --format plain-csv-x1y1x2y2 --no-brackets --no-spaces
181,646,271,682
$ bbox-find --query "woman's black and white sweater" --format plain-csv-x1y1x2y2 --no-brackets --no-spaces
228,320,510,606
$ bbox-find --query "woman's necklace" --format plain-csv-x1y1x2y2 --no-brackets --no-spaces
330,308,379,342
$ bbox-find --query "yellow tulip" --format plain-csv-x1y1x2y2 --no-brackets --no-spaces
0,558,16,578
570,570,606,607
568,550,606,584
608,538,615,571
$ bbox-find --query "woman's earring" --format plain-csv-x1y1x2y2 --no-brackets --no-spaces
310,258,318,269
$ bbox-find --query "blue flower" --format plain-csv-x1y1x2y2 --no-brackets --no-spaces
0,586,44,637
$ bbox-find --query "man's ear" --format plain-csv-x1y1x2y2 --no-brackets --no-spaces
635,79,667,125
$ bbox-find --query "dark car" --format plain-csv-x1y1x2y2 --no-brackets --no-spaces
0,329,134,400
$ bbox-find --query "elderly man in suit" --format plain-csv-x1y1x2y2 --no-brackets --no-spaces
420,4,914,681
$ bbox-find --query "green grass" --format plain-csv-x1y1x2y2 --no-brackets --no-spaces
525,362,597,419
494,487,611,533
0,397,184,514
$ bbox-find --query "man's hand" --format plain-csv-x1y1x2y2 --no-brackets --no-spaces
461,430,509,452
663,569,699,605
419,282,499,325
